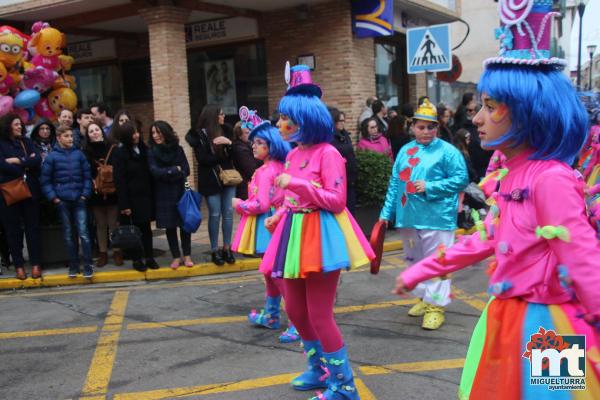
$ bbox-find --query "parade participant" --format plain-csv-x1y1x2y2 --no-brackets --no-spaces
260,64,374,400
394,1,600,398
379,99,468,330
231,106,299,343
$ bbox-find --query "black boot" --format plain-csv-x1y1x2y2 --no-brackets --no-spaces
221,247,235,264
211,250,225,266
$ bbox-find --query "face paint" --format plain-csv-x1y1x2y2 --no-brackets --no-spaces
487,100,509,124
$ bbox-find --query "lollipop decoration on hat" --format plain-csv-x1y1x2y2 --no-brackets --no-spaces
485,0,566,68
239,105,269,133
284,61,322,98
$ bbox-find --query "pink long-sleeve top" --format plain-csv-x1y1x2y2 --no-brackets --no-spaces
276,142,347,217
235,160,285,216
402,149,600,323
357,136,393,160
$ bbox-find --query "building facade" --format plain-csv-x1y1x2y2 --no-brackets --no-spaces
0,0,463,178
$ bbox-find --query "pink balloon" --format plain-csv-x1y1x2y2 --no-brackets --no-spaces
0,96,13,116
13,107,30,123
34,97,56,121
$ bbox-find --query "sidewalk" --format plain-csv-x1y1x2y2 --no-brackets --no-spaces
0,202,471,290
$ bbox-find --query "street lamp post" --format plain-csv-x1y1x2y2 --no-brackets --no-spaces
587,44,597,90
576,1,586,90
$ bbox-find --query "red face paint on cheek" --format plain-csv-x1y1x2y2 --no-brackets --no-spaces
491,104,509,124
285,121,294,132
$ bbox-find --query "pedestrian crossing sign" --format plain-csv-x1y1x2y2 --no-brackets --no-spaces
407,24,452,74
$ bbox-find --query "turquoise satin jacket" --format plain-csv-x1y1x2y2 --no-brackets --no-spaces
380,138,468,231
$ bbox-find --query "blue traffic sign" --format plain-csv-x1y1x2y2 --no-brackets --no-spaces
407,24,452,74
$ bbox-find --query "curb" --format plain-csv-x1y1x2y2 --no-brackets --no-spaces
0,228,474,290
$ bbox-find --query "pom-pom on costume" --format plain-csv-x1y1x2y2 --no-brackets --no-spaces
230,107,298,343
259,63,374,400
398,2,600,398
380,99,469,330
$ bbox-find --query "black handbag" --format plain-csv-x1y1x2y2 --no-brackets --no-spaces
110,220,143,252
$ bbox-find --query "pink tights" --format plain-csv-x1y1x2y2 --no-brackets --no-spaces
283,270,343,352
264,273,284,297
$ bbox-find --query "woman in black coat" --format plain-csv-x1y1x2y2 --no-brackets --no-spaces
147,120,193,269
0,113,43,279
185,104,236,266
112,121,157,272
231,121,262,200
328,107,358,214
83,121,122,268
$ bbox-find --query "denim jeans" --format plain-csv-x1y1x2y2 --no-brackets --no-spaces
57,199,92,267
206,185,235,251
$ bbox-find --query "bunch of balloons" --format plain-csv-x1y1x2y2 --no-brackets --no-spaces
0,21,77,123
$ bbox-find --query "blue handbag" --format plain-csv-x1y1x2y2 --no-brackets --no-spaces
177,182,202,233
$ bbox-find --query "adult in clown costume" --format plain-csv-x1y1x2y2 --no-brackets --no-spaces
394,1,600,398
379,99,469,330
231,106,299,343
260,64,374,400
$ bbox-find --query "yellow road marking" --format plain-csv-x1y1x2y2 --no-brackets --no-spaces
0,325,97,340
360,358,465,375
113,372,297,400
1,298,419,337
355,378,378,400
114,358,463,399
128,315,246,330
81,291,129,398
128,299,419,331
334,299,417,314
452,287,487,311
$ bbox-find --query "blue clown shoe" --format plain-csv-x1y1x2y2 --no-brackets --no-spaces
309,345,360,400
292,340,328,391
248,295,281,329
279,324,301,343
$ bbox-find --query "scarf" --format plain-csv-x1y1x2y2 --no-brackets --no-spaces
152,142,178,165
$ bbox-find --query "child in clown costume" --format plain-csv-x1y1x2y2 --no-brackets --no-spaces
394,2,600,398
231,106,299,343
582,130,600,237
260,64,374,400
379,99,469,330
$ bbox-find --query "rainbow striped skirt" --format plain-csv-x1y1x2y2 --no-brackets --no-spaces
259,209,375,279
232,211,273,255
459,297,599,399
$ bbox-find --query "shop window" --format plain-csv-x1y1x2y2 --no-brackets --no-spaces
375,39,407,109
187,41,268,125
71,64,122,112
122,58,153,103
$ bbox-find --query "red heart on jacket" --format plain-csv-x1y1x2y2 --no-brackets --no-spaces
398,167,412,182
401,193,407,207
406,181,417,194
407,147,419,156
408,157,420,167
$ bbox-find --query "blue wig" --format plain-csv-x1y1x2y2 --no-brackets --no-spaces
249,123,291,163
478,64,588,164
278,93,334,144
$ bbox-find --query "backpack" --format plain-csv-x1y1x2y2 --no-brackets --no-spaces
93,144,116,197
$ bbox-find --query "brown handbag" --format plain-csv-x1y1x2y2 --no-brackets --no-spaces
0,140,32,206
217,165,243,186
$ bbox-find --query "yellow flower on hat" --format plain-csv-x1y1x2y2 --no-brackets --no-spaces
414,99,438,122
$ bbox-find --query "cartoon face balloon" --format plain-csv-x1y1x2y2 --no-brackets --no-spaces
47,87,77,114
0,31,24,69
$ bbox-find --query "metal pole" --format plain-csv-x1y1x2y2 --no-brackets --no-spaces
576,2,585,90
589,51,593,90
